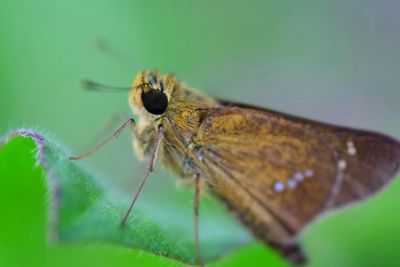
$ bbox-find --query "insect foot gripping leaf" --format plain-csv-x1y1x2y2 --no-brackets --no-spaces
0,129,257,266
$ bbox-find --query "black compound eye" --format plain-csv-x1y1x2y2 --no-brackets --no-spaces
141,89,168,115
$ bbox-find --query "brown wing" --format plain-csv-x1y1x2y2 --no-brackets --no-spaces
196,103,400,265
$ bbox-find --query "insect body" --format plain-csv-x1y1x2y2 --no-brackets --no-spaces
72,71,400,265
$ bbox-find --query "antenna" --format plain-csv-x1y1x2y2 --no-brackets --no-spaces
93,38,136,68
81,80,131,92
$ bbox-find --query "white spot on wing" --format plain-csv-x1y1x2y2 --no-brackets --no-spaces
304,169,314,178
347,140,357,156
274,181,285,193
348,146,356,155
347,141,354,147
338,159,347,170
282,169,314,191
287,179,297,189
294,172,304,181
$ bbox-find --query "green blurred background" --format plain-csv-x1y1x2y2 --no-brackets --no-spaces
1,1,400,267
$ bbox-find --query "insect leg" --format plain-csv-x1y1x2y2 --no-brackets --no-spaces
69,118,139,161
194,172,204,267
83,112,129,148
119,125,164,227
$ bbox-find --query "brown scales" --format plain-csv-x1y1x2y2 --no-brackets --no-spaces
72,71,400,266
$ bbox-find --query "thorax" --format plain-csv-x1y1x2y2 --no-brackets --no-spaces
135,86,219,178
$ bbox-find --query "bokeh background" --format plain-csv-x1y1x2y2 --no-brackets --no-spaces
1,1,400,267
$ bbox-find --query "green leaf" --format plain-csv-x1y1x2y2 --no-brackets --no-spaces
5,129,400,267
1,129,287,266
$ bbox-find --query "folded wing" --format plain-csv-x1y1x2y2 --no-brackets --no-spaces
196,103,400,264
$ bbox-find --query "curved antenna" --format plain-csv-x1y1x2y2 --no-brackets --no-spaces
81,80,131,92
93,38,136,69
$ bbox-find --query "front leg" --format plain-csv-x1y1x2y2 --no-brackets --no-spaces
70,118,140,161
193,172,204,267
120,124,164,227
